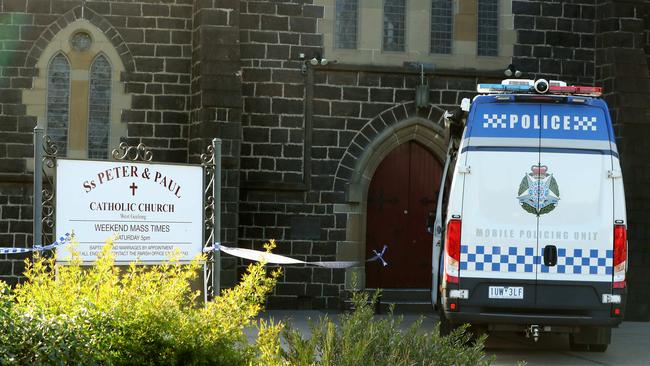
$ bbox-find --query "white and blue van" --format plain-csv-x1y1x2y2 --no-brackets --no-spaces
432,79,627,352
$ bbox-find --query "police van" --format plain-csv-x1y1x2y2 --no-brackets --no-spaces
430,79,627,352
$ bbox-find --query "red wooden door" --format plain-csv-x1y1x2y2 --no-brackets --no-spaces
365,141,442,288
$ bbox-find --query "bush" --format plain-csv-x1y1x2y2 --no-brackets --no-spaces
0,239,283,366
282,291,493,366
0,239,492,366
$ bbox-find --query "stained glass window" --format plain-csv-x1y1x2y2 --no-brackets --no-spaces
46,54,70,156
430,0,453,54
478,0,499,56
335,0,358,49
383,0,406,52
71,32,92,52
88,55,111,159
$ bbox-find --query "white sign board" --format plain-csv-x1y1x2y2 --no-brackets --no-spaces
55,159,203,264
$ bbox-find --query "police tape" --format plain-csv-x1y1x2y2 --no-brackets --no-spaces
203,244,389,269
0,234,389,269
0,233,72,255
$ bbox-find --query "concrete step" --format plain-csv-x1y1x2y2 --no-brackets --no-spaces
375,301,434,314
345,288,435,313
365,288,431,302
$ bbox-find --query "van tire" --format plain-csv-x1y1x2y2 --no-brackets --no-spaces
570,327,611,352
569,335,589,352
438,308,455,336
469,324,488,345
589,344,608,352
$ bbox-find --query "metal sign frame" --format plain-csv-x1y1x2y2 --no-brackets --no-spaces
200,139,221,300
33,127,58,253
33,127,222,301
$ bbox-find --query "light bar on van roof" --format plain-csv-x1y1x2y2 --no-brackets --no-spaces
476,83,533,93
548,85,603,97
476,80,602,97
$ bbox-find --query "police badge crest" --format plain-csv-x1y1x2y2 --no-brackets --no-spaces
517,165,560,215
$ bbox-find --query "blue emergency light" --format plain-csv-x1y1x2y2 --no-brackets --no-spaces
476,83,533,93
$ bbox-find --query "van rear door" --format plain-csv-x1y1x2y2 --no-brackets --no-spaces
536,102,615,313
459,100,541,309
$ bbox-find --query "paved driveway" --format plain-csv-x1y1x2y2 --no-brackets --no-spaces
258,310,650,366
488,322,649,366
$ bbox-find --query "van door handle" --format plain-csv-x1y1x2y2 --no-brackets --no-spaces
543,245,558,266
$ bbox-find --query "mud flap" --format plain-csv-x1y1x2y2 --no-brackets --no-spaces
571,326,611,346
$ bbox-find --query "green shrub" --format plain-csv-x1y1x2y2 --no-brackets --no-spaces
0,239,492,366
0,239,284,366
282,291,493,366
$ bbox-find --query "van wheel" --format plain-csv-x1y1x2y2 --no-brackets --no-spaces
569,335,589,352
589,344,608,352
438,308,455,336
570,327,611,352
469,324,488,345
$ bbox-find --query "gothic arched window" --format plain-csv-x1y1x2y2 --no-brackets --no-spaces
46,53,71,157
88,54,112,159
26,22,129,160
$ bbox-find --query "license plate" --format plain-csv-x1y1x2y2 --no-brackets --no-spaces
488,286,524,299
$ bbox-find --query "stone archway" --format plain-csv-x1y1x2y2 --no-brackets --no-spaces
24,6,135,72
332,103,449,290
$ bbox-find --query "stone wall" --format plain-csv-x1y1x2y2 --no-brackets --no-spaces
595,0,650,321
239,0,322,187
512,0,596,84
187,0,242,287
0,0,38,283
0,181,32,285
238,0,332,308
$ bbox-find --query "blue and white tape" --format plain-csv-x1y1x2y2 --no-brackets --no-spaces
367,245,389,267
204,243,389,269
1,233,389,269
0,233,72,255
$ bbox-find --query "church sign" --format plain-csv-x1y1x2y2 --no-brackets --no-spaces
55,159,203,264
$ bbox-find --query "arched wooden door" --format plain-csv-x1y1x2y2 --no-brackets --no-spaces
365,141,443,288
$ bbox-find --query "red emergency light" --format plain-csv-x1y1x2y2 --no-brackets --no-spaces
444,219,462,284
613,224,627,289
549,85,603,97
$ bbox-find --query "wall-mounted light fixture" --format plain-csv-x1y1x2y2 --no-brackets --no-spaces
301,52,333,74
404,62,435,109
504,63,522,78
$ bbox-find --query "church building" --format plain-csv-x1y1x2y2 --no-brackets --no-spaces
0,0,648,320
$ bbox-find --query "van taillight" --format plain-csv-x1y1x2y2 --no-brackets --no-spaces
613,224,627,289
445,219,462,284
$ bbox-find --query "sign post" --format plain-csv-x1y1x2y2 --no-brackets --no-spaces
33,127,43,247
200,139,221,300
213,138,221,297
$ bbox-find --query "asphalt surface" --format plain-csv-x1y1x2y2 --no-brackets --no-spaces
256,310,650,366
